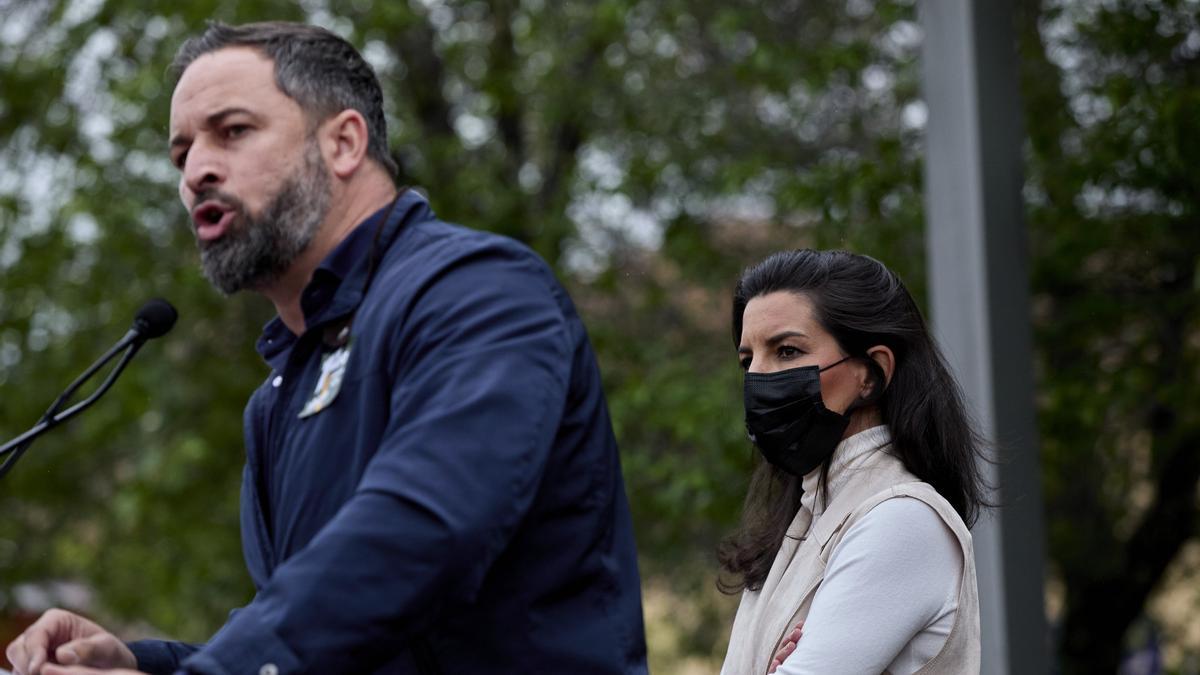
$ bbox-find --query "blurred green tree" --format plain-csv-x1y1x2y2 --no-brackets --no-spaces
0,4,922,666
1,0,1194,672
1017,0,1200,672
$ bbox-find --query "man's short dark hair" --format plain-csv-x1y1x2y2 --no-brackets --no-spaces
172,21,398,179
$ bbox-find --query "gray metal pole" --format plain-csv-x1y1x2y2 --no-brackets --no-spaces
918,2,1049,673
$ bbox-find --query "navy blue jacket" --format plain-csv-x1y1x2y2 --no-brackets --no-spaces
129,192,647,674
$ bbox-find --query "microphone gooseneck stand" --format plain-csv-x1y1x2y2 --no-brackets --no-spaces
0,298,177,480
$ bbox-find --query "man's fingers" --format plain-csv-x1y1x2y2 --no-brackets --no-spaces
21,609,79,674
13,624,50,675
40,667,89,675
54,644,80,665
6,633,28,675
55,634,135,669
41,666,143,675
41,666,112,675
23,623,51,675
6,609,109,675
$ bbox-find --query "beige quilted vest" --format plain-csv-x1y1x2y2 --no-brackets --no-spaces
720,448,980,675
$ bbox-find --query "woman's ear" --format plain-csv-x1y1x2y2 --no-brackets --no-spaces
863,345,896,398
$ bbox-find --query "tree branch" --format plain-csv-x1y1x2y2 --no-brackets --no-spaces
394,15,456,140
1058,263,1200,674
486,0,524,173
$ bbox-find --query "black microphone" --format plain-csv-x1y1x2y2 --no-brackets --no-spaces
0,299,178,479
131,298,178,341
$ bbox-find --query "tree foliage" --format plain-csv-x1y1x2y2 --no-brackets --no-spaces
1017,0,1200,671
0,0,1194,672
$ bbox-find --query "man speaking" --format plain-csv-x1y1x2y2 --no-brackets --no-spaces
6,21,647,675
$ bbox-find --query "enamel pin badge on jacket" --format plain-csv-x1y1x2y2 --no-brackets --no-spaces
299,324,353,419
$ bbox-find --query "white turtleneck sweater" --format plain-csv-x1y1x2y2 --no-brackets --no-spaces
775,426,963,675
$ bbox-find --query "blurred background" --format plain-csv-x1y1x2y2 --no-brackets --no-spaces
0,0,1197,673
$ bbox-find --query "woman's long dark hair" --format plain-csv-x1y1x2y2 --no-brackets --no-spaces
717,249,988,594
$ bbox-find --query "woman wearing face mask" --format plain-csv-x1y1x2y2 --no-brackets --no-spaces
719,249,985,675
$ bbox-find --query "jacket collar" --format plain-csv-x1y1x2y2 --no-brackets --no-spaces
255,189,431,367
800,424,891,520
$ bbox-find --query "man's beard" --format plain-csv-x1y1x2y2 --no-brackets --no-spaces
196,142,331,295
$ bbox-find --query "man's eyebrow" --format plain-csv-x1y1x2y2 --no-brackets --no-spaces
169,107,259,150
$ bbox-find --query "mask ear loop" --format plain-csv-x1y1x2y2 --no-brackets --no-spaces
818,355,852,372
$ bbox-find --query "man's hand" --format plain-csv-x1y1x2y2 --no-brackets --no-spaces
40,662,145,667
4,609,136,675
768,621,804,674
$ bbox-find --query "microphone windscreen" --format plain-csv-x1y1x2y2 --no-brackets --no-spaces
134,298,178,339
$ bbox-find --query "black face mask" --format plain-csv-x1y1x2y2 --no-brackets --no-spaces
743,357,854,477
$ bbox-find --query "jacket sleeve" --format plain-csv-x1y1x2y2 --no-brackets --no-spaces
126,639,202,675
181,243,573,674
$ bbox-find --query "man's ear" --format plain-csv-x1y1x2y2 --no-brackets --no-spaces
862,345,896,399
318,109,370,179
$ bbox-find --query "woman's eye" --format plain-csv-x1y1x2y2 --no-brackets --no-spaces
778,346,801,359
226,125,249,139
739,356,752,371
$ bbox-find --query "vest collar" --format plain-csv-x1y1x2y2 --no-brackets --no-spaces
801,424,891,521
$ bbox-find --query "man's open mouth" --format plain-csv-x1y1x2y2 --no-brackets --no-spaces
191,201,236,242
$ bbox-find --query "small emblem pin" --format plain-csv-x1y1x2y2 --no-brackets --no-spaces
298,344,351,418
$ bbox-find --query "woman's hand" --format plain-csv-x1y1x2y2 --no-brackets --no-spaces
768,621,804,674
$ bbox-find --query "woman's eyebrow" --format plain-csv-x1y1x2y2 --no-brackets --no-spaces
765,330,808,346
